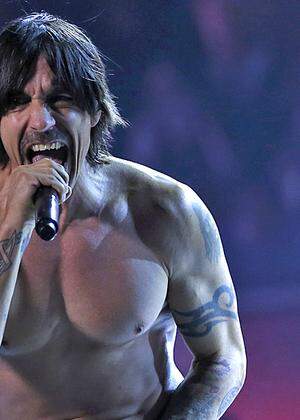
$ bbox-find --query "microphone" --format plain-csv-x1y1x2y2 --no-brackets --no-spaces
34,187,60,241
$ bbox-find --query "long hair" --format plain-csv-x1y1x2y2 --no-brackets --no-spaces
0,12,128,168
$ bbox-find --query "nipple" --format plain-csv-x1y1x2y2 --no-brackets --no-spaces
135,323,144,335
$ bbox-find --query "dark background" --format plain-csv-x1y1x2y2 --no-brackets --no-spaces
1,1,300,418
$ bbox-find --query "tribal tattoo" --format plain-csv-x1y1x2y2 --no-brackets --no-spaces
174,285,237,337
0,230,23,276
192,203,222,264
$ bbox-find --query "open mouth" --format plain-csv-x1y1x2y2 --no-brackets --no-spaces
27,144,69,167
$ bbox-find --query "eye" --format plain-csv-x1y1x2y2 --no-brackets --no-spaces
49,95,74,108
6,95,30,111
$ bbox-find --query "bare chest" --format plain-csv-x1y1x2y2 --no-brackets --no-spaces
3,216,169,350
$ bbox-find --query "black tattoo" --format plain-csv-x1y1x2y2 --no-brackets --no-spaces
192,394,219,418
193,203,222,264
0,231,22,276
161,393,219,420
193,357,231,393
217,385,241,417
196,357,231,378
160,357,236,419
174,285,237,337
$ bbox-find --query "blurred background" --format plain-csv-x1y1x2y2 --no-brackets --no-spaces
1,0,300,418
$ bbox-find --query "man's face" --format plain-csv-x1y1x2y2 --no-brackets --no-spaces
0,55,100,188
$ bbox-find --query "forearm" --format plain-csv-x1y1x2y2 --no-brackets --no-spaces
0,219,33,344
160,354,246,420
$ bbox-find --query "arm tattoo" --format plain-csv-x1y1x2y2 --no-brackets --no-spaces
161,358,233,419
190,394,220,418
217,385,241,417
195,357,232,392
193,203,222,264
174,285,237,337
0,231,23,276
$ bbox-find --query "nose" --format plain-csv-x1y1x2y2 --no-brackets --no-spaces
28,100,55,132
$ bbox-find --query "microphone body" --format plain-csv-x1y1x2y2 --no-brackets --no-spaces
34,187,60,241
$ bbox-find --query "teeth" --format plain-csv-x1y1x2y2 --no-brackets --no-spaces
31,142,64,152
55,141,63,150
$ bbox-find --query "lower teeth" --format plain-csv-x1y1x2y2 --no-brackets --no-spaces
32,155,64,165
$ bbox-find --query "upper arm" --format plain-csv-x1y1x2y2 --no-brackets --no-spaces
166,184,246,363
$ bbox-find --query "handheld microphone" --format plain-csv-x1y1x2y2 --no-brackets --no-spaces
34,187,60,241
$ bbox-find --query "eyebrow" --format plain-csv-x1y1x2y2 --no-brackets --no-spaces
46,83,73,96
6,85,72,99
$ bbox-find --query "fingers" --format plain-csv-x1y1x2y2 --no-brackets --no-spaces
65,185,73,200
1,158,74,227
30,158,71,204
52,162,72,204
51,161,72,203
60,185,73,204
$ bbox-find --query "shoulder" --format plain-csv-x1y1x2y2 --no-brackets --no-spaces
108,155,198,216
107,157,217,275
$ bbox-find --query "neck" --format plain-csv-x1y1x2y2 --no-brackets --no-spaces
59,159,106,229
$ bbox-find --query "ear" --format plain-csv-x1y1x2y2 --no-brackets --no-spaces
90,110,102,128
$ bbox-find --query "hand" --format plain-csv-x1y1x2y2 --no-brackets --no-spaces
0,158,69,227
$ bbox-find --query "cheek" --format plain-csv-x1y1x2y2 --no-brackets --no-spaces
66,111,91,154
0,116,19,154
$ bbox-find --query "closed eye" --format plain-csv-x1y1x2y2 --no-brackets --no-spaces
48,95,74,107
6,94,30,111
3,91,76,114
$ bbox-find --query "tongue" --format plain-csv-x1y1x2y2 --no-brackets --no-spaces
32,155,63,165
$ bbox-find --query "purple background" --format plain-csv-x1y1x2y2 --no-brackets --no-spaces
2,1,300,418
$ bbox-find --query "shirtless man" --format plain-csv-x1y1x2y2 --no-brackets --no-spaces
0,13,246,420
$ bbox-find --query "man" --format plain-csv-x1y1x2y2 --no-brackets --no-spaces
0,13,246,420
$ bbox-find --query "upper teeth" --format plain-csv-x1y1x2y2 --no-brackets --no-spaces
31,142,65,152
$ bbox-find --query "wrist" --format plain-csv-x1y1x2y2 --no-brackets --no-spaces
0,214,34,241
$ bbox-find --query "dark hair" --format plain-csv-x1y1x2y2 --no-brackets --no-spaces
0,12,127,168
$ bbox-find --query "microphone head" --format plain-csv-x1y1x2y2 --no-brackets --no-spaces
34,187,60,241
35,219,58,241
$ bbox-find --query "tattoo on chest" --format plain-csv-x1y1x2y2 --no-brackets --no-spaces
173,285,237,337
0,230,22,276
